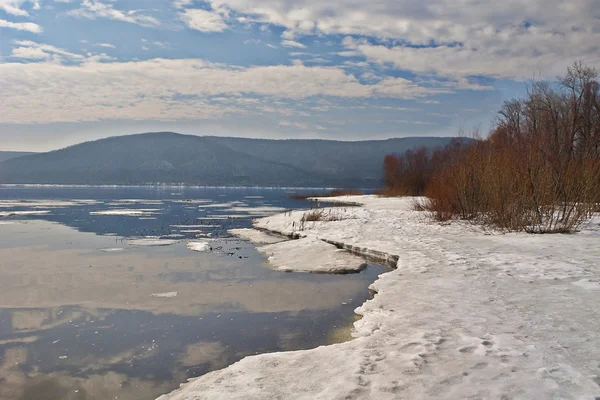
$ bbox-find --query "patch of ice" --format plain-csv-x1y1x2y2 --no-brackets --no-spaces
258,236,365,273
0,210,50,217
229,228,286,245
205,214,250,219
99,248,125,252
171,199,212,204
150,292,178,298
201,202,234,208
90,209,159,216
128,238,179,247
107,199,164,206
187,241,211,252
0,200,99,208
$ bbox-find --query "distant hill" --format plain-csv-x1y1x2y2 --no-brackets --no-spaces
0,151,36,163
0,133,457,187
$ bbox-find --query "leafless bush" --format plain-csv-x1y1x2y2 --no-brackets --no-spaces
398,62,600,233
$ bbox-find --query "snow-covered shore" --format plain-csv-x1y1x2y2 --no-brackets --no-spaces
159,195,600,400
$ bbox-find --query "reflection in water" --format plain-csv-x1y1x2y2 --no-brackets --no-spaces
0,219,385,400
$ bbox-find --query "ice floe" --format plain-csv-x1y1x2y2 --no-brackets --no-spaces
150,292,178,298
187,241,211,252
0,210,51,217
128,238,179,247
90,209,159,216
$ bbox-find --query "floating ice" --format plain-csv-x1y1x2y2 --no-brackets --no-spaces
128,238,179,247
187,241,211,252
99,248,125,253
0,210,50,217
90,209,159,216
150,292,178,298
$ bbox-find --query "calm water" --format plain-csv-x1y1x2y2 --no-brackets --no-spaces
0,186,385,400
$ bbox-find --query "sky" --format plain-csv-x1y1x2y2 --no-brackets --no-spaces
0,0,599,151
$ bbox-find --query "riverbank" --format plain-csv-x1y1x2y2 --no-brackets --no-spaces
159,195,600,399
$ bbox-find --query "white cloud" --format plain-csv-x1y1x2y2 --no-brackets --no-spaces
68,0,160,27
0,0,38,16
0,18,41,32
0,57,448,124
172,0,193,8
202,0,600,81
95,42,116,48
343,35,600,82
179,8,227,32
281,39,305,48
9,40,85,61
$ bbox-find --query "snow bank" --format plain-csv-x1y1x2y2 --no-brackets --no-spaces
158,195,600,400
228,228,286,245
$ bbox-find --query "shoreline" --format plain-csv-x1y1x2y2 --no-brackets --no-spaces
158,195,600,400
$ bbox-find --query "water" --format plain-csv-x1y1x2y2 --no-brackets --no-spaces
0,186,386,400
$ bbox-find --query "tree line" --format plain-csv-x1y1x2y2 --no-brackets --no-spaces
383,62,600,233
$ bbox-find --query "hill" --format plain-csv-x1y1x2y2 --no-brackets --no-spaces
0,151,37,163
0,133,457,187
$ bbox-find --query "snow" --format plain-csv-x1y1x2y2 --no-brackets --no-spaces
90,209,159,216
151,292,178,298
187,241,211,252
228,228,286,245
157,195,600,400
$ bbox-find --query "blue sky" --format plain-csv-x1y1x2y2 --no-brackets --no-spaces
0,0,598,151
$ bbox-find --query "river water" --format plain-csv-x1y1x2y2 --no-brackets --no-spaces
0,186,385,400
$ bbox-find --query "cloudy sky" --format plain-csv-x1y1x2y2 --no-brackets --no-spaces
1,0,599,151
